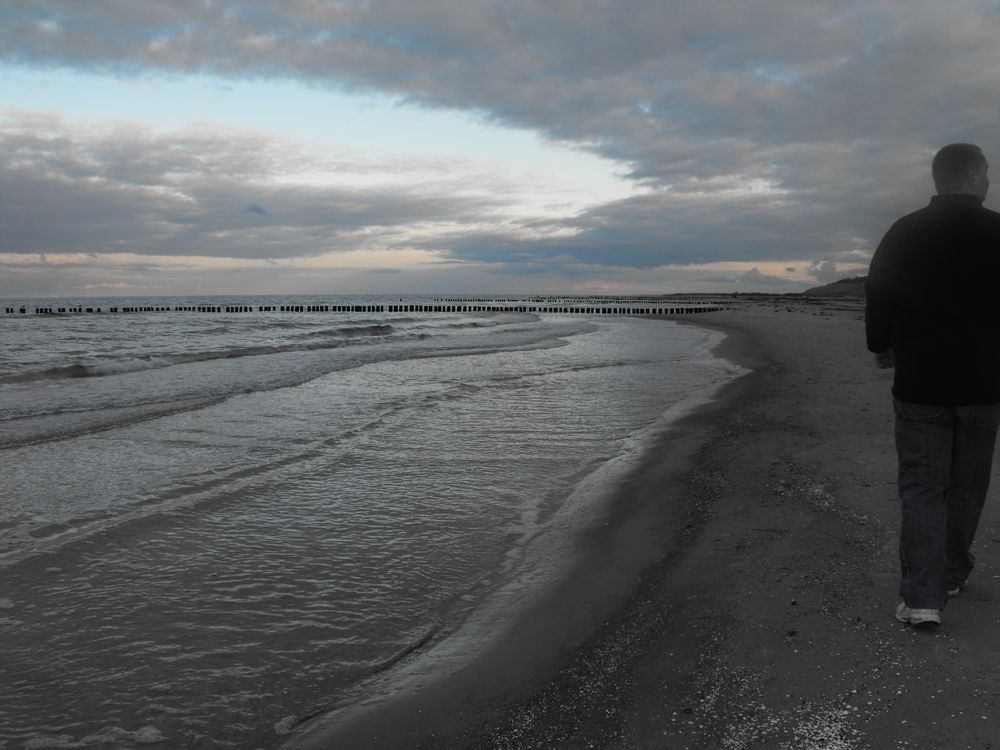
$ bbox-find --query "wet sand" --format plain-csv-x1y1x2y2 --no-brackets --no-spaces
283,299,1000,749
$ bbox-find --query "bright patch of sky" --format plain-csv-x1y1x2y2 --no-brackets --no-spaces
751,64,802,85
2,64,644,213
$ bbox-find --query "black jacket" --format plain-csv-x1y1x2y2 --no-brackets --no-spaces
865,193,1000,405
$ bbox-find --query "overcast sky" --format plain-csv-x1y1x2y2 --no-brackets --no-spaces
2,1,999,298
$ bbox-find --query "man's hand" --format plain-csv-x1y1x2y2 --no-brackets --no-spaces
874,349,895,369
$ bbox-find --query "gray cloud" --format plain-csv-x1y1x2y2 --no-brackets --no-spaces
0,111,513,259
3,1,1000,279
737,267,795,286
808,259,848,283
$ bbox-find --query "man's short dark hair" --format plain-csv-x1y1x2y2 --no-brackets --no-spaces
932,143,986,193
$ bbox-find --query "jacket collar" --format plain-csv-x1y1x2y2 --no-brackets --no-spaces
930,193,984,207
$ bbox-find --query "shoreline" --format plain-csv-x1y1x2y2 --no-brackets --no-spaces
282,309,768,748
284,298,1000,749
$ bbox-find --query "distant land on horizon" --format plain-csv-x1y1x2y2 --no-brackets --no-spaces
803,276,866,298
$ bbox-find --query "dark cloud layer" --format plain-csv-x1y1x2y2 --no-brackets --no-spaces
0,111,509,259
4,1,1000,283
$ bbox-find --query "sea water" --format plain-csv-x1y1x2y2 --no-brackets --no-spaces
0,295,743,749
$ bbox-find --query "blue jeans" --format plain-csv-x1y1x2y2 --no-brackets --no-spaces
894,399,1000,609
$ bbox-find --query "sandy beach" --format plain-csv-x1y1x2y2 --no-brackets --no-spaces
283,299,1000,750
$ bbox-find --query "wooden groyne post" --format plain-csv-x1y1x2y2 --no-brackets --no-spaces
4,303,727,316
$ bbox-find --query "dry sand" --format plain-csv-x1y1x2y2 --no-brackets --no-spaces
283,299,1000,750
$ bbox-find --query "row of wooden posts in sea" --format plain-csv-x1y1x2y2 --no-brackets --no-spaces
4,302,726,316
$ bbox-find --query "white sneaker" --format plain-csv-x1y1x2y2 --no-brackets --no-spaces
895,602,941,627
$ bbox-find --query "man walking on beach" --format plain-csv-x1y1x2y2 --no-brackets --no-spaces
866,142,1000,627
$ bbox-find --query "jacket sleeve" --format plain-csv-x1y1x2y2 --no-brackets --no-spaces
865,231,896,354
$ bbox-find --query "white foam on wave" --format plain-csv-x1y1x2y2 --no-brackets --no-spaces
23,725,166,749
